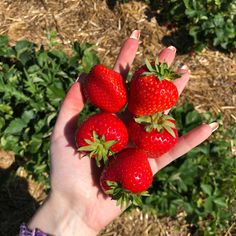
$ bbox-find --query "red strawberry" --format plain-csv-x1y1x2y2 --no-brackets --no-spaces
127,113,178,158
75,112,128,166
100,148,153,207
128,58,179,116
84,64,127,113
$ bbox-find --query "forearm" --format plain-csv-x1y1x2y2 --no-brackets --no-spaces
28,193,98,236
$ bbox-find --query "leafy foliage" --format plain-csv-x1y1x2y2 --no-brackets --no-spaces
143,102,236,235
146,0,236,52
0,34,99,188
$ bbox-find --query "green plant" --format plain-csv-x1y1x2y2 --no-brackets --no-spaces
143,102,236,235
147,0,236,52
0,34,99,189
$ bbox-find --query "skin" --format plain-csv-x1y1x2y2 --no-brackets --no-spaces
28,31,216,236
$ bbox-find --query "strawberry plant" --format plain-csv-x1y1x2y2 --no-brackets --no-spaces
0,34,99,188
146,0,236,52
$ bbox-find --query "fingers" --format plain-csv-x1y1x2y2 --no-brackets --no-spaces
174,65,190,95
52,82,84,140
149,123,214,174
164,65,190,114
158,46,176,66
113,30,140,78
158,46,190,97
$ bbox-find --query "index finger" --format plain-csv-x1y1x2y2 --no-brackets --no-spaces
113,30,140,78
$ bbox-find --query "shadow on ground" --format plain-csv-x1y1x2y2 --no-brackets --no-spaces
0,165,39,236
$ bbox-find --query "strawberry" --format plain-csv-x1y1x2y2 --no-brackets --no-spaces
128,58,180,116
127,113,178,158
100,148,153,207
75,112,128,166
83,64,127,113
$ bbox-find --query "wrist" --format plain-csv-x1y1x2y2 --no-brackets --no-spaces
28,192,98,236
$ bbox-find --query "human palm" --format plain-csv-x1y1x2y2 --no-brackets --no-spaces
48,32,213,234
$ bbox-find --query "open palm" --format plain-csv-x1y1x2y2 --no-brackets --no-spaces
42,31,214,235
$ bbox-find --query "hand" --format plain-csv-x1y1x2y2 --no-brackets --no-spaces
28,30,218,236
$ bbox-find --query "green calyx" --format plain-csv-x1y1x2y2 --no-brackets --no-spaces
78,131,117,167
134,113,177,138
105,181,150,209
142,58,180,81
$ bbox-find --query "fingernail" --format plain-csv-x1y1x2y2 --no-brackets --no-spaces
168,45,176,52
209,122,219,133
130,30,140,40
180,65,188,70
75,76,80,82
180,64,191,73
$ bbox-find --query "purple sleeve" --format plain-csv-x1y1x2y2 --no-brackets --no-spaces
19,223,48,236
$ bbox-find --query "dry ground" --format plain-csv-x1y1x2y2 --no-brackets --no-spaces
0,0,235,235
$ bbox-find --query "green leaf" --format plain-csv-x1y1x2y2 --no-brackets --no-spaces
82,47,99,73
37,51,48,67
0,35,9,47
213,198,227,208
5,118,27,135
15,40,36,66
0,117,5,130
201,183,212,196
185,111,202,126
22,110,35,124
183,0,190,9
204,197,213,212
28,135,43,153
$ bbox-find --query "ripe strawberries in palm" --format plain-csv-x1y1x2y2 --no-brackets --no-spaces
84,64,127,113
75,112,128,166
127,113,178,158
100,148,153,207
128,59,179,116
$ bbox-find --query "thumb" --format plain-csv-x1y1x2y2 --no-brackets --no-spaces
52,82,84,141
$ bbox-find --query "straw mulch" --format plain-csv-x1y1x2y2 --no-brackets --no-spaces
0,0,235,235
98,208,191,236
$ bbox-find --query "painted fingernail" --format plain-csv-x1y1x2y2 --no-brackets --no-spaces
180,65,188,70
75,76,80,82
168,45,176,52
180,64,191,73
209,122,219,133
130,30,140,40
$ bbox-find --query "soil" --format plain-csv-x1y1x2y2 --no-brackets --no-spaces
0,0,235,235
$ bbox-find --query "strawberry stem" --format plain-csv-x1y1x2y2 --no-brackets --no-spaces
134,112,177,137
106,181,150,209
78,131,117,167
142,58,181,81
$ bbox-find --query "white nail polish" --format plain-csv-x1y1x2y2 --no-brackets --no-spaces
168,46,176,52
130,30,140,40
209,122,219,132
180,65,188,70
